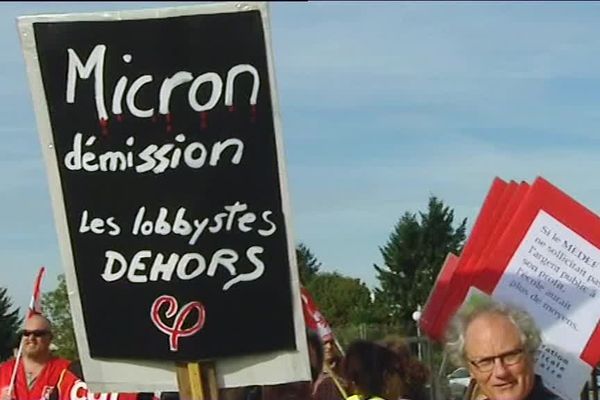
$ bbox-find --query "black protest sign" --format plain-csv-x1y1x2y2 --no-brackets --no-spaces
31,9,297,360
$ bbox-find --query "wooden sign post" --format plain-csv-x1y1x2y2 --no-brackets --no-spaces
176,362,218,400
176,363,202,400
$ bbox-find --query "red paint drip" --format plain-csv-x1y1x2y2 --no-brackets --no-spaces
116,114,123,122
99,118,109,136
251,105,257,123
228,105,235,112
166,113,173,134
200,112,208,130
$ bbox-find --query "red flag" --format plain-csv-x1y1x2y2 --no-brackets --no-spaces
300,286,334,342
28,266,45,318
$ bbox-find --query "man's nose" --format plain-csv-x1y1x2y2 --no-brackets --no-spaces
492,358,511,378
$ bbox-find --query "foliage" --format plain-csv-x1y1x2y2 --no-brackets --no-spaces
374,196,467,330
296,243,322,285
0,288,21,361
42,274,78,360
306,271,376,327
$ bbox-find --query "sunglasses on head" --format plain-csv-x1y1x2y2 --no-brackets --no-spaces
21,329,50,338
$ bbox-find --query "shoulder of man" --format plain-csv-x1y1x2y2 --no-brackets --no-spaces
0,359,17,387
530,375,565,400
0,358,16,370
53,358,72,369
540,387,564,400
46,357,73,380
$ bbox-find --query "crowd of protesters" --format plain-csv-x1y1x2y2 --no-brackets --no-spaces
0,313,429,400
0,296,568,400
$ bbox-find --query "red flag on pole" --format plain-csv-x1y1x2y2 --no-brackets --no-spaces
28,266,45,317
300,286,334,342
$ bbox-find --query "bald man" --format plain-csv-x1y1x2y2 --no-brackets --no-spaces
0,313,70,400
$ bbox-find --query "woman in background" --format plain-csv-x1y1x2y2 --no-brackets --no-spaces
378,335,429,400
342,340,405,400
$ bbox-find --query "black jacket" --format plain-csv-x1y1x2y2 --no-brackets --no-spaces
525,375,563,400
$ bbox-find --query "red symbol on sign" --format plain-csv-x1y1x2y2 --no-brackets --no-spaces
150,295,206,352
99,118,109,136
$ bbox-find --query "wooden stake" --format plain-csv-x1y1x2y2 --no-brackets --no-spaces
204,363,219,399
176,362,218,400
176,362,204,400
323,363,347,399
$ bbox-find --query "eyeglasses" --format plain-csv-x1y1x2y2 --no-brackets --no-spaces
21,329,50,338
468,348,525,372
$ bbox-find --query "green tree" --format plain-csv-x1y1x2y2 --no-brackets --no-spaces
374,196,467,330
0,288,21,361
296,243,322,285
42,274,78,360
306,272,374,327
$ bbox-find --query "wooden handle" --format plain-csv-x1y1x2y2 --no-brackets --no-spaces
176,362,204,400
176,362,218,400
205,363,218,399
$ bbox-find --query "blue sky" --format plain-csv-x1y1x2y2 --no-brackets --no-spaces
3,1,600,313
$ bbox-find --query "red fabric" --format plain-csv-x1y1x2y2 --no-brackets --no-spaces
56,368,138,400
28,267,46,318
429,178,512,341
300,286,334,342
0,357,70,400
419,252,460,340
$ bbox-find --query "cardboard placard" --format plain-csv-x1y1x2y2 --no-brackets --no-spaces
475,178,600,365
421,177,508,340
419,252,459,340
18,1,310,392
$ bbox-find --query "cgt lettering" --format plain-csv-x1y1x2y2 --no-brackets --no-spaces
69,380,118,400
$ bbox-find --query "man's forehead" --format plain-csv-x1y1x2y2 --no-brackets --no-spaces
465,313,522,349
24,314,51,330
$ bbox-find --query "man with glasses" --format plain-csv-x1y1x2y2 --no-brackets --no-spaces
445,300,563,400
0,313,70,400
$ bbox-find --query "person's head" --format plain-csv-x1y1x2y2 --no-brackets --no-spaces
445,300,540,400
342,340,405,400
22,313,53,360
378,335,410,361
378,335,429,400
306,329,324,382
323,339,343,371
